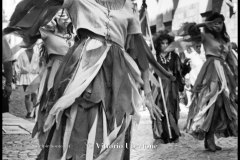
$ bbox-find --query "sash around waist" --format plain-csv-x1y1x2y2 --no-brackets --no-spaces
77,29,123,49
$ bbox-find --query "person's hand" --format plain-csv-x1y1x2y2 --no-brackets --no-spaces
187,23,200,36
4,85,12,97
184,58,191,65
145,92,164,121
169,73,176,81
184,59,191,71
166,70,176,81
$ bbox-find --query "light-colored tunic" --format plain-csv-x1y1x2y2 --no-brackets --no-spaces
15,46,40,86
185,49,205,86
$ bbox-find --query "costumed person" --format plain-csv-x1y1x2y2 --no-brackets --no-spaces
2,36,13,113
15,42,40,118
4,0,176,159
32,9,74,145
152,31,191,143
185,12,238,152
184,42,206,106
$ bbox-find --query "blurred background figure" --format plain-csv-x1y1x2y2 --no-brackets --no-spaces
152,31,190,143
2,36,13,113
185,12,238,152
15,42,40,118
184,42,206,107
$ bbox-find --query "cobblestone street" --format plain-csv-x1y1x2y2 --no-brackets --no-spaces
2,87,238,160
130,110,238,160
2,110,237,160
2,0,238,159
3,134,40,160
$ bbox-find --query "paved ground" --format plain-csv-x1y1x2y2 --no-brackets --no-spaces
2,86,238,160
130,109,238,160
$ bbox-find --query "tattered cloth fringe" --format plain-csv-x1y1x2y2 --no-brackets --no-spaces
186,60,238,139
4,0,62,48
42,38,143,160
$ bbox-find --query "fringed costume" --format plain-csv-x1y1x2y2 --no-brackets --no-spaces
4,0,174,159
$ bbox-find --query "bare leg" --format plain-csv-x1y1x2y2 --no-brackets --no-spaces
25,94,32,118
30,93,37,118
31,93,37,106
204,94,223,151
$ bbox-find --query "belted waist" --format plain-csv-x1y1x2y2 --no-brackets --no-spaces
206,55,226,62
76,29,123,49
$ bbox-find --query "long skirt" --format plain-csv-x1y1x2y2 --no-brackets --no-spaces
186,57,238,140
35,37,142,160
152,79,181,143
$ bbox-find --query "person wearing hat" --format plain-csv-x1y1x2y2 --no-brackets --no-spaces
152,30,191,143
185,12,238,152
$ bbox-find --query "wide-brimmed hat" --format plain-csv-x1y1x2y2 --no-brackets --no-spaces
206,12,225,22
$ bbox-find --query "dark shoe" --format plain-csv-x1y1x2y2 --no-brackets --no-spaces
205,139,216,152
215,145,222,150
204,134,222,151
172,138,179,143
204,133,216,152
25,112,32,118
204,138,208,149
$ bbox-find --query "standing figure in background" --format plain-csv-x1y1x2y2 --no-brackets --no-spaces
32,9,74,146
184,42,206,106
187,42,205,87
15,43,40,118
152,31,191,143
2,36,13,113
186,12,238,152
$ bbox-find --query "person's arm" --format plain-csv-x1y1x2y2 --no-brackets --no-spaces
125,34,164,121
2,36,13,97
141,69,163,121
126,34,176,80
3,61,13,97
